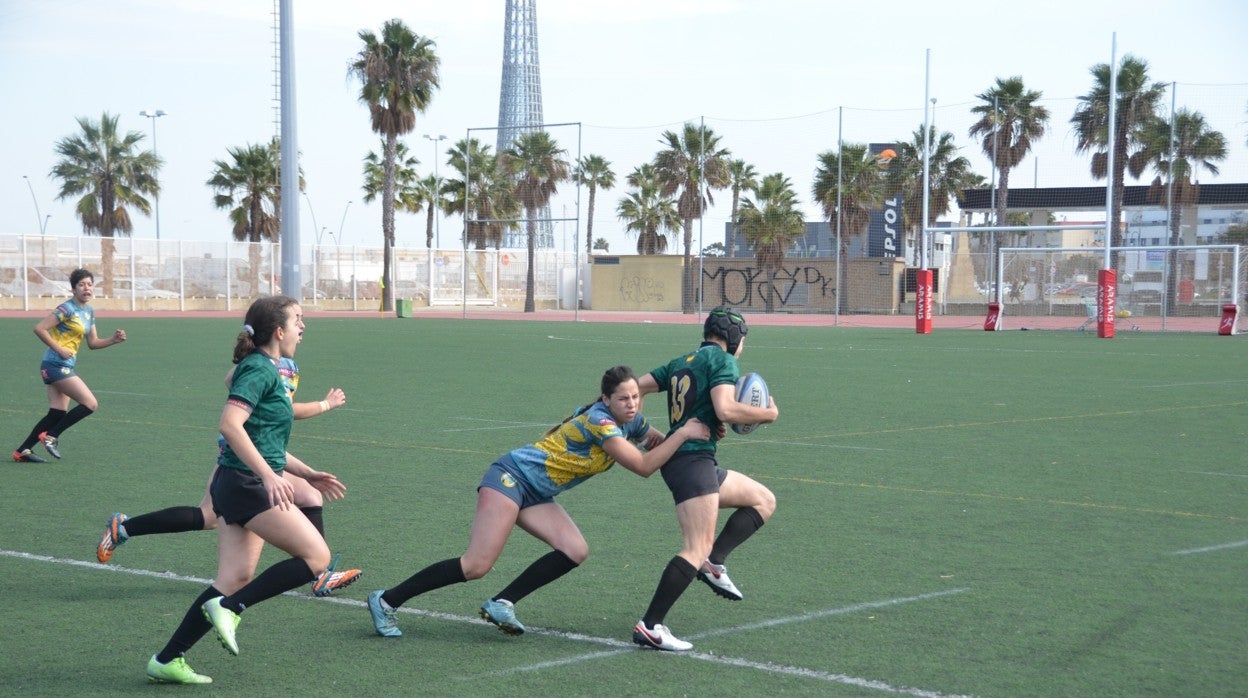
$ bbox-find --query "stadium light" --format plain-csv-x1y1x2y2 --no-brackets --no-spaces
140,109,168,241
423,134,447,248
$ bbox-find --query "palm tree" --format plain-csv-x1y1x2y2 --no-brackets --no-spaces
575,155,615,258
737,173,805,312
1071,55,1167,257
968,77,1050,231
207,141,284,296
362,139,423,242
653,122,732,312
1140,109,1227,245
444,138,517,251
499,130,570,312
888,125,983,265
1139,108,1227,311
349,19,440,312
618,164,678,255
50,112,161,296
413,174,446,249
726,159,759,258
812,143,885,311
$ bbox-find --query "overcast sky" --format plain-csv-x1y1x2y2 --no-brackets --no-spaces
2,0,1245,255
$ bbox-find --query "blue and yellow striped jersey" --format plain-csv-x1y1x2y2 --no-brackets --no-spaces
505,401,650,499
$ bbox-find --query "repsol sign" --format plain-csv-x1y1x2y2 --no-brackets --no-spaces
868,196,902,258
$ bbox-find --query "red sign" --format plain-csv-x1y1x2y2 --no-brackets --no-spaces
1097,269,1116,338
915,269,933,334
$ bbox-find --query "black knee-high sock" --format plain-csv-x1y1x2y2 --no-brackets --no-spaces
156,585,222,663
493,550,579,605
708,507,765,566
300,506,326,540
123,507,206,538
641,556,698,628
382,558,466,609
18,409,65,451
220,557,316,613
47,404,93,437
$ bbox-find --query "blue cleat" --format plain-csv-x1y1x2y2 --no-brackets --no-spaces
479,598,525,635
368,589,401,637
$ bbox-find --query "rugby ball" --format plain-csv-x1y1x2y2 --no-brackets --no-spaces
731,372,769,435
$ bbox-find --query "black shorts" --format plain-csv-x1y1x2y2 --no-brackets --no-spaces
210,465,276,526
660,451,727,505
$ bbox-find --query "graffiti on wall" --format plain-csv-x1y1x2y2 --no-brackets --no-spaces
618,274,666,304
702,264,836,307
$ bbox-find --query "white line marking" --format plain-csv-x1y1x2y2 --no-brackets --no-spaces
689,588,970,639
1169,540,1248,555
94,390,153,397
1179,470,1248,479
1,549,970,696
733,439,893,452
1142,379,1248,388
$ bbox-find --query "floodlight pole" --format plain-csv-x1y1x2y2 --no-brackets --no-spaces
139,109,167,241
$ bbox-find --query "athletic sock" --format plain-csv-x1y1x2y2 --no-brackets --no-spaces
493,550,579,605
641,556,698,628
18,409,65,452
300,505,325,539
708,506,765,565
382,558,466,609
156,585,222,664
221,557,316,613
47,404,94,437
123,506,206,537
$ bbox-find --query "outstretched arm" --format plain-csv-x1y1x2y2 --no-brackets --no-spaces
292,387,347,420
605,418,711,478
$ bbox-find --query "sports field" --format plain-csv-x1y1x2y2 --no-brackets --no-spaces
1,315,1245,696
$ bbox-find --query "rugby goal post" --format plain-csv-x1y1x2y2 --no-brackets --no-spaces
995,244,1241,333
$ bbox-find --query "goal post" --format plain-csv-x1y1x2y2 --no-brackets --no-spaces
995,244,1241,332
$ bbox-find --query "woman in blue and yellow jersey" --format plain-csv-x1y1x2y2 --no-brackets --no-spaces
365,366,711,640
12,268,126,463
145,295,347,685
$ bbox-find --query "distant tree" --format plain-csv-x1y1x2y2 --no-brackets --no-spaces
653,123,731,311
592,237,610,253
444,138,517,250
349,18,440,311
726,159,759,258
362,139,423,242
812,143,885,312
575,155,615,259
1218,222,1248,245
969,77,1050,231
500,130,570,312
1071,55,1167,257
618,164,678,255
1140,109,1227,246
207,140,286,296
51,112,160,295
888,124,983,265
702,242,726,257
737,173,806,312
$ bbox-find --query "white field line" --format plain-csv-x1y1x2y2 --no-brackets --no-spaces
1169,540,1248,555
1,549,971,696
1178,470,1248,479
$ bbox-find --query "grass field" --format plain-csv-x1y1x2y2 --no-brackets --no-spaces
1,316,1245,696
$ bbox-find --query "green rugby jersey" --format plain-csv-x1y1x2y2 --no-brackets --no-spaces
218,351,293,472
648,341,739,453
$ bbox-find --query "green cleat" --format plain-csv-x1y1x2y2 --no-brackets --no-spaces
202,597,241,655
146,655,212,684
